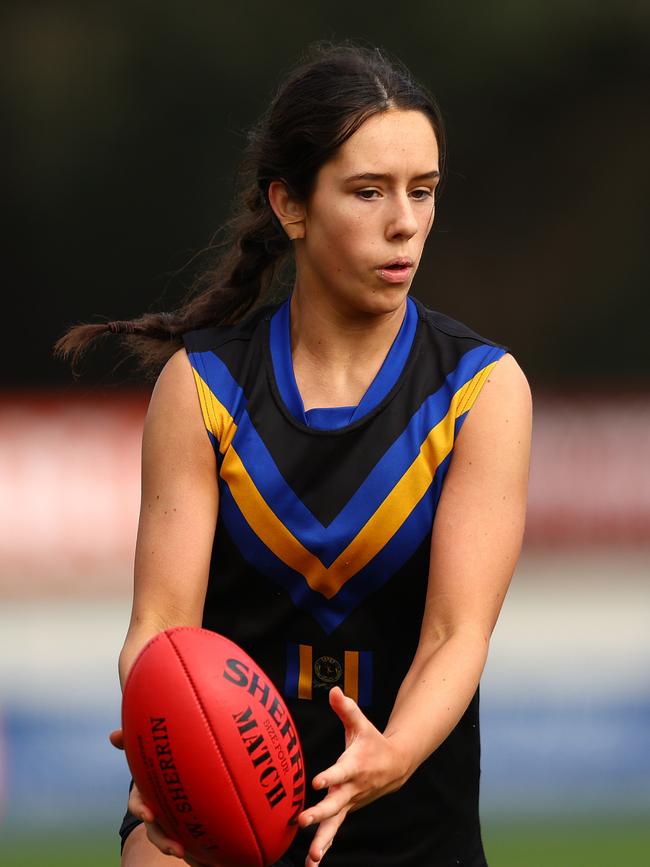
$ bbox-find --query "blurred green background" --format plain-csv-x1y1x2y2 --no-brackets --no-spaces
1,2,649,865
1,820,650,867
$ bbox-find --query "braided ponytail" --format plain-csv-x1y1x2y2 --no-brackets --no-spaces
54,39,446,379
53,178,292,377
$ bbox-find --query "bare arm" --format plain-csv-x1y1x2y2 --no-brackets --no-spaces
299,353,532,866
382,352,532,771
116,347,219,866
119,347,218,685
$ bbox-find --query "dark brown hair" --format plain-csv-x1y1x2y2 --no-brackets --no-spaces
54,38,446,378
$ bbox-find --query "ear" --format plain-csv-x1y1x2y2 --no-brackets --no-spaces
267,179,306,240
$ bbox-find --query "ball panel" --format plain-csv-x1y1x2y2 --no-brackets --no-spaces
122,631,263,866
122,627,305,867
166,628,305,865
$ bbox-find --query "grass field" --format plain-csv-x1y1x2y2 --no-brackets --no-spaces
483,820,649,866
1,821,648,867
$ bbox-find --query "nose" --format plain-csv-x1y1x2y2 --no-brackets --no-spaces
385,192,419,239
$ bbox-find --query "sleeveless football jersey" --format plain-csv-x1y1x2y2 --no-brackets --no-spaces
181,294,506,867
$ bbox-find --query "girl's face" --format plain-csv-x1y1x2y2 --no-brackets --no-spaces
295,108,440,318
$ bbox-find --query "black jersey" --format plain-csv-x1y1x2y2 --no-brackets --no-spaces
179,295,505,867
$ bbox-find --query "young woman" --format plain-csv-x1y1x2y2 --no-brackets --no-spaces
56,40,531,867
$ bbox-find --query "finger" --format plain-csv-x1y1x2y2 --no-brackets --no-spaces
109,729,124,750
128,787,156,824
301,784,354,828
312,758,355,791
328,687,366,732
305,810,346,866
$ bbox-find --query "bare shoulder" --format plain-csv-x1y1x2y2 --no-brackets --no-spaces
458,352,532,446
140,344,217,512
476,352,532,415
148,347,199,419
444,351,532,511
143,347,212,461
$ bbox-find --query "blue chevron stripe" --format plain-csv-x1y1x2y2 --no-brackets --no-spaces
320,452,451,631
217,452,452,634
189,344,504,566
187,349,247,423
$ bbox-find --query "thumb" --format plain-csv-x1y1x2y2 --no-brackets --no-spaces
109,728,124,750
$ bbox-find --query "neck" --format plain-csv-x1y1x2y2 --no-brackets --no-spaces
288,287,408,410
290,290,406,360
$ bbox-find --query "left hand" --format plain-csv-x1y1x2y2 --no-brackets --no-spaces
297,687,409,867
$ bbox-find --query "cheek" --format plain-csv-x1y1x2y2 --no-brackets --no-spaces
307,195,380,274
318,210,367,261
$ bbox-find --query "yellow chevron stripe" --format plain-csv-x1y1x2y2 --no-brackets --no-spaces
192,369,237,453
457,360,495,416
323,363,499,582
191,362,498,599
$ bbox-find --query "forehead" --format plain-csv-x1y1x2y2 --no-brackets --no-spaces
326,109,439,175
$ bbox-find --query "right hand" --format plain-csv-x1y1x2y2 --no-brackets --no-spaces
110,729,210,865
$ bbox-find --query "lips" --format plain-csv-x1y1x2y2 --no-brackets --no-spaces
379,257,414,269
376,260,413,284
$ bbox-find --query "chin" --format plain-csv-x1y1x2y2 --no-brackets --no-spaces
326,278,411,320
361,285,411,315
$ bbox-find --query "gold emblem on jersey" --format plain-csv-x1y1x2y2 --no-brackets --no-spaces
314,655,342,685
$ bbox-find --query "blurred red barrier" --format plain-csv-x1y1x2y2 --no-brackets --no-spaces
0,392,147,595
1,391,648,595
525,394,650,546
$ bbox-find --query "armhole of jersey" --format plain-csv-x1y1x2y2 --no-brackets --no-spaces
182,338,223,456
454,345,508,431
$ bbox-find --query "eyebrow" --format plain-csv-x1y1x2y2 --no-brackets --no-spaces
343,170,440,183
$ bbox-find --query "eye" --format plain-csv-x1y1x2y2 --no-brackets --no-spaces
355,188,434,201
355,189,380,200
411,188,434,201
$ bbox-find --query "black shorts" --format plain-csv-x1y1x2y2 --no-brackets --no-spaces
118,783,296,866
118,780,141,853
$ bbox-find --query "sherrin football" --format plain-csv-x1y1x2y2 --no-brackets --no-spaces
121,627,305,866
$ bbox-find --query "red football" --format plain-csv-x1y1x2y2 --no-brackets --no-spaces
121,627,305,866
